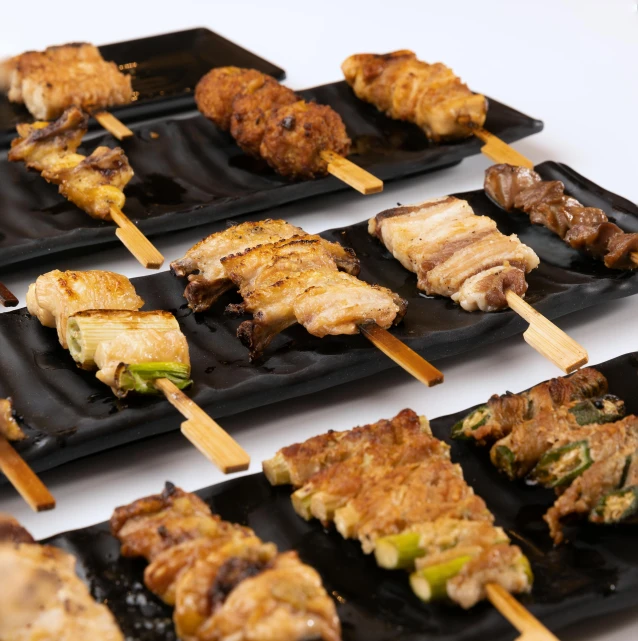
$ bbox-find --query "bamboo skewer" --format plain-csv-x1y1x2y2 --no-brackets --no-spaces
108,205,164,269
93,111,134,141
472,127,535,169
320,150,384,195
0,282,18,307
359,323,444,387
486,583,559,641
0,436,55,512
505,291,588,373
154,378,250,474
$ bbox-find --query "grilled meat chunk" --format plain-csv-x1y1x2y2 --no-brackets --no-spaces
342,50,487,141
369,196,539,311
485,163,638,269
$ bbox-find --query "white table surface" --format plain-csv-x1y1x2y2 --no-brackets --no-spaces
1,1,637,638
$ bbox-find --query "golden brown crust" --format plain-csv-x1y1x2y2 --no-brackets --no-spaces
0,515,34,543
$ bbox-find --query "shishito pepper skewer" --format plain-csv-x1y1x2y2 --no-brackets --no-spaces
531,440,594,488
590,486,638,524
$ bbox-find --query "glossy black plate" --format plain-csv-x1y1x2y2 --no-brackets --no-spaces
0,82,542,270
1,161,637,481
43,350,638,641
0,28,285,147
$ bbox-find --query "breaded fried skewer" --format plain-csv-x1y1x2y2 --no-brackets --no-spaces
8,107,163,269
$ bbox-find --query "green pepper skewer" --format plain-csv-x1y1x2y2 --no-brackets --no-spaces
531,440,593,488
590,486,638,524
451,406,490,440
114,361,192,396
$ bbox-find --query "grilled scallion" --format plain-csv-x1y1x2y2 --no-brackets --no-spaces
409,555,472,602
113,362,192,397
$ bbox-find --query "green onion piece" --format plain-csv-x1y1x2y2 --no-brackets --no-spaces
114,362,192,396
374,532,424,570
590,486,638,524
409,555,472,602
451,406,490,440
531,440,593,488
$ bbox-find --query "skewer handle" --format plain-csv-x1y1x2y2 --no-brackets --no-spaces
486,583,559,641
359,323,444,387
0,282,18,307
320,150,383,195
154,378,250,474
109,206,164,270
93,111,134,140
505,291,588,373
473,128,534,169
0,437,55,512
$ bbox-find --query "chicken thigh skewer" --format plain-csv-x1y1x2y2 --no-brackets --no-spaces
369,196,588,373
196,66,383,194
0,398,56,512
26,269,249,473
8,107,163,269
1,42,133,140
341,50,534,169
171,219,444,387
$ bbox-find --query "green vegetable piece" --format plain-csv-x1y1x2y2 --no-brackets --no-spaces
409,555,472,602
531,440,593,488
115,362,192,396
492,445,517,479
375,532,424,569
451,406,490,440
568,395,625,426
591,486,638,524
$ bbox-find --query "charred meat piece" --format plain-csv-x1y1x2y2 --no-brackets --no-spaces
0,398,26,441
342,50,487,141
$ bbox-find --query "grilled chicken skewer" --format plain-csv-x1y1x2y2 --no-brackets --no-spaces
196,66,382,193
341,50,533,167
171,220,443,385
264,409,533,610
485,164,638,269
111,482,342,641
369,196,587,372
1,42,133,139
26,269,248,472
8,107,162,268
0,515,123,640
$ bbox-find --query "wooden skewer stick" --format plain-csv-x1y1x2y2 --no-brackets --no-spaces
0,282,19,307
154,378,250,474
320,150,384,195
359,323,444,387
0,436,55,512
505,291,588,373
486,583,559,641
108,205,164,270
472,127,535,169
93,111,134,141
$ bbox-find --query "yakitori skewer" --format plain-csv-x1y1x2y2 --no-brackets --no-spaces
170,219,444,387
264,409,559,640
0,398,55,511
369,195,588,374
195,66,383,195
1,42,134,140
485,163,638,269
27,269,250,474
8,107,163,269
0,282,18,307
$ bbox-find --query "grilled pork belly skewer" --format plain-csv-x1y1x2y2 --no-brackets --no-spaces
171,220,444,386
196,66,382,194
0,515,123,640
370,196,588,373
110,482,342,641
0,281,18,307
1,43,133,140
264,411,557,641
27,269,249,473
8,107,162,269
485,163,638,269
341,50,534,169
0,398,56,511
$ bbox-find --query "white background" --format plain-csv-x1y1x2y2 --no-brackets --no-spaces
1,1,637,638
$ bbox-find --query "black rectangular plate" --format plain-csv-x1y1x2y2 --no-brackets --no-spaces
42,350,638,641
1,161,637,481
0,83,542,270
0,28,285,147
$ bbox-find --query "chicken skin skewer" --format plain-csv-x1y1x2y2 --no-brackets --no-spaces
111,482,342,641
0,515,124,641
264,409,532,609
196,66,352,180
485,163,638,269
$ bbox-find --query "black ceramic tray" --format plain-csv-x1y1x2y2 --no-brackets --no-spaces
42,351,638,641
0,28,285,147
0,82,542,270
1,161,637,481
